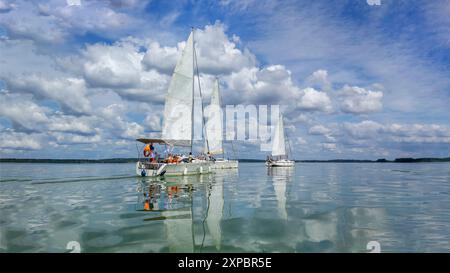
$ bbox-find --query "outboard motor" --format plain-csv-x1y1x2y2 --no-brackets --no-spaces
141,169,146,177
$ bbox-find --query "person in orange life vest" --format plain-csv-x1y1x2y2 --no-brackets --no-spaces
143,144,151,157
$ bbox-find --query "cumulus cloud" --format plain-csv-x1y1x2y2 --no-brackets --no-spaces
0,129,42,150
309,124,331,135
0,0,14,13
142,22,256,75
343,120,450,144
0,0,141,44
75,40,170,103
0,92,98,135
223,65,301,105
306,69,331,91
343,120,383,139
4,75,91,114
82,42,143,89
142,41,183,74
322,143,337,151
339,85,383,114
0,93,50,131
297,88,332,112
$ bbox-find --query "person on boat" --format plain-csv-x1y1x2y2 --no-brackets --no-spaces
207,152,216,162
149,151,156,163
188,152,193,163
143,144,151,158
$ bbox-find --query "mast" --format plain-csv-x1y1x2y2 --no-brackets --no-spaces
191,27,195,154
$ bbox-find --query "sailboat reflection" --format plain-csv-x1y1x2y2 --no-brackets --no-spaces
137,176,198,252
267,167,294,220
137,172,235,253
201,169,233,251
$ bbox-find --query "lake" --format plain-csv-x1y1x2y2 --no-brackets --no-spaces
1,162,450,252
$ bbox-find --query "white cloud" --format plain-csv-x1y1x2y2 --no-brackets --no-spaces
322,143,337,151
0,92,97,135
142,41,183,74
0,0,144,44
343,120,450,144
143,22,256,76
194,22,256,74
309,124,331,135
83,42,143,89
0,93,50,131
339,85,383,114
223,65,301,105
295,137,307,145
52,132,102,144
343,120,383,139
0,129,42,150
0,0,15,13
297,87,332,112
144,113,162,131
306,69,331,91
4,75,91,114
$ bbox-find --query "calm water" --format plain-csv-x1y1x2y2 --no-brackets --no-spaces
1,162,450,253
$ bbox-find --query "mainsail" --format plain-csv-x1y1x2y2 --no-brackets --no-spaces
204,79,224,154
161,31,194,146
271,114,286,157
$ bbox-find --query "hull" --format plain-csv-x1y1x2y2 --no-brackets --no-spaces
266,160,295,167
136,161,212,177
211,159,238,169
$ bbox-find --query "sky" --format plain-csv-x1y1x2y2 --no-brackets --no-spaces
0,0,449,160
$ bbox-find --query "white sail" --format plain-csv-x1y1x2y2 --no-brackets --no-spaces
271,114,286,157
206,179,224,250
161,31,194,146
204,79,224,154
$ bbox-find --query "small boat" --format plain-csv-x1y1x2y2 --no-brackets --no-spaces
204,78,238,170
136,29,212,177
266,113,295,167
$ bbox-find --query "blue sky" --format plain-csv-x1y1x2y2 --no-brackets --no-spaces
0,0,449,160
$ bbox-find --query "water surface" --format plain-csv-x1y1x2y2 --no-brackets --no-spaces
1,162,450,252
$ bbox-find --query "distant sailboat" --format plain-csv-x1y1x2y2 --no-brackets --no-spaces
136,29,212,177
204,79,238,169
266,113,295,167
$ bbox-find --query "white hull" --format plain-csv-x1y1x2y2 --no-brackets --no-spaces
266,160,295,167
211,159,238,169
136,161,212,177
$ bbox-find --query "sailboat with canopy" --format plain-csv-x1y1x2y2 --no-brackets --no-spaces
135,29,212,177
265,113,295,167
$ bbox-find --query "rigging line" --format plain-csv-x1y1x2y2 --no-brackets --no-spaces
193,37,210,154
135,142,140,161
285,124,293,160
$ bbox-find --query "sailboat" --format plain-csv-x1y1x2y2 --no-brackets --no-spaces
204,79,238,169
135,29,212,177
265,113,295,167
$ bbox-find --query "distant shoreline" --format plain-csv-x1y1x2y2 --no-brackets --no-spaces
1,157,449,164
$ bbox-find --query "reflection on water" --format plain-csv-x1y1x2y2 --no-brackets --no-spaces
1,163,450,252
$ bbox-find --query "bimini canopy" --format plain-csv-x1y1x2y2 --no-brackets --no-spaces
136,138,191,147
